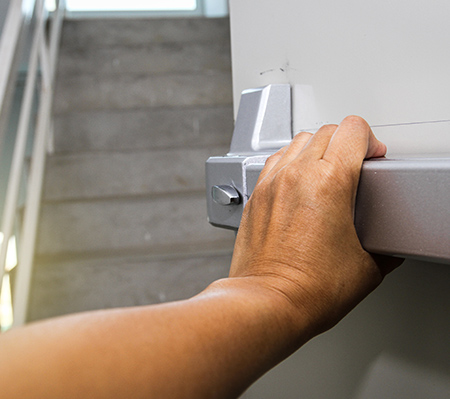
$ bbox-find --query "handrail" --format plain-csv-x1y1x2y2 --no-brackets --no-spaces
0,0,66,329
0,0,23,117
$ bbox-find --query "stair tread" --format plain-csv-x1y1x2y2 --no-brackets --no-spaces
43,146,229,201
53,106,233,152
60,18,231,49
53,71,232,114
37,193,235,256
29,251,232,321
57,41,231,76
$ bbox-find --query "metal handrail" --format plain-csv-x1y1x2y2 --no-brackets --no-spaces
0,0,66,329
0,0,24,119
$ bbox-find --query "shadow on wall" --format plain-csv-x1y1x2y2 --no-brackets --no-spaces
242,260,450,399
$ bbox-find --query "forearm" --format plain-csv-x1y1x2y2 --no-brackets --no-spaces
0,278,309,399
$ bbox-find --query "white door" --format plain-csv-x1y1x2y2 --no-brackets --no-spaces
229,1,450,398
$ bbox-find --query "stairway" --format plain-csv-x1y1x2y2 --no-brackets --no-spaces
28,17,236,321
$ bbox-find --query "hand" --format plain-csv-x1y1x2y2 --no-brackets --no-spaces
229,116,403,336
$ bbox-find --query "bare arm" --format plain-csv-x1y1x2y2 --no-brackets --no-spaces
0,116,402,398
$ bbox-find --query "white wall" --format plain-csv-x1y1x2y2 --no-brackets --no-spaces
242,261,450,399
229,0,450,155
229,1,450,398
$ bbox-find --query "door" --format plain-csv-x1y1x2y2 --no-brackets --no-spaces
216,1,450,397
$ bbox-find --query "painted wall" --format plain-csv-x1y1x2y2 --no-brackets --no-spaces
242,261,450,399
229,0,450,156
229,1,450,398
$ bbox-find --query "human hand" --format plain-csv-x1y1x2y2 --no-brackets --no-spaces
229,116,403,336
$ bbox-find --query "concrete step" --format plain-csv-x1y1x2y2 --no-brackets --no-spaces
36,193,236,257
29,251,232,321
53,71,232,114
60,18,230,49
53,105,233,153
43,146,229,201
57,41,231,76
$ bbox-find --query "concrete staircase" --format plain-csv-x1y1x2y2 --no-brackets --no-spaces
28,17,236,321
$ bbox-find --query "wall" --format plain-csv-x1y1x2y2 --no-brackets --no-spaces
243,261,450,399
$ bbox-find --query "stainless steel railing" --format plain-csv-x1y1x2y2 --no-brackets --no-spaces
0,0,65,329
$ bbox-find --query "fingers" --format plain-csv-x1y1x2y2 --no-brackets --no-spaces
257,116,386,185
256,147,287,183
322,116,387,169
298,124,338,160
269,131,313,172
257,131,312,183
258,123,338,184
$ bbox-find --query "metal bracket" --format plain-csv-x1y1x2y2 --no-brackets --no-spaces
206,84,291,229
229,84,292,154
206,84,450,264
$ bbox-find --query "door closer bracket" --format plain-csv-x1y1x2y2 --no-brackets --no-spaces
206,84,292,229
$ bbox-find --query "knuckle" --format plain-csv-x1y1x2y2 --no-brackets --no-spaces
320,160,355,192
293,131,313,141
325,158,346,178
275,164,300,187
265,152,281,165
317,124,338,135
254,173,273,194
342,115,369,129
323,123,339,131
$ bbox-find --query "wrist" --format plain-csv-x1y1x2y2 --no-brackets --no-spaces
202,277,316,346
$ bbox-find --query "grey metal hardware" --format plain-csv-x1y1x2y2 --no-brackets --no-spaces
212,185,241,206
229,84,292,155
206,84,450,264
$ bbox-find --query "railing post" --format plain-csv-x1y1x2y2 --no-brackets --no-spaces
0,0,45,300
12,0,65,327
0,0,65,328
12,81,52,327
